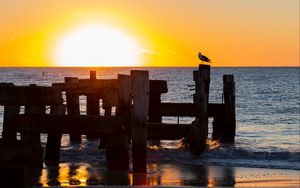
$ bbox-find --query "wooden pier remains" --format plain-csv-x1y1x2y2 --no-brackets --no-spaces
0,65,236,174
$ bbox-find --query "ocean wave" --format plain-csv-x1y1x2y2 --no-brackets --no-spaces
147,142,300,170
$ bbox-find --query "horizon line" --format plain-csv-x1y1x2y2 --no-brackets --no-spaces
0,65,299,68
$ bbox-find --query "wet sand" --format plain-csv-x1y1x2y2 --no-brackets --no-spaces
27,162,299,187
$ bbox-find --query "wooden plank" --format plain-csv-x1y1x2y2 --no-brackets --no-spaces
131,70,149,173
45,104,65,161
45,84,65,161
52,79,165,95
86,72,100,139
116,75,131,116
208,103,225,117
10,115,128,134
148,92,162,145
106,74,131,171
52,80,119,96
21,84,45,146
0,86,62,105
159,103,195,116
189,64,210,155
2,105,20,141
65,77,81,142
147,123,191,140
221,75,236,144
1,83,20,141
149,80,168,93
21,105,45,144
90,70,96,80
158,102,224,117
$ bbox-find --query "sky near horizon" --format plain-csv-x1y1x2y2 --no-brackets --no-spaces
0,0,299,67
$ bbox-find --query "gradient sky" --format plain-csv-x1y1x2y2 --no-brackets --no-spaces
0,0,299,67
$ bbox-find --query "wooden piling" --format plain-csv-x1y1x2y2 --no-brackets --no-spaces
131,70,149,173
105,75,130,171
21,84,44,145
97,106,110,149
190,65,210,155
221,75,236,143
212,112,225,141
148,80,167,146
65,77,81,142
87,72,99,116
45,85,65,161
2,105,20,141
89,70,96,80
1,83,20,141
86,71,100,139
19,84,44,167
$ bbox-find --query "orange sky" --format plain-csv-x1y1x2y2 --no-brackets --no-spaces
0,0,299,67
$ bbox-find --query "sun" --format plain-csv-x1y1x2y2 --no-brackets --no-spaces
54,24,140,67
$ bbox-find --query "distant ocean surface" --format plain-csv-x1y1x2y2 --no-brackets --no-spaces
0,67,299,170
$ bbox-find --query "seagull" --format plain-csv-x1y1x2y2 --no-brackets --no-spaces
198,52,211,63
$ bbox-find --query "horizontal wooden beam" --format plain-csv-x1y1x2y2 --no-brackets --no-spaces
8,114,191,140
159,103,195,116
158,102,225,117
9,115,129,135
149,80,168,93
147,122,191,140
53,79,119,94
208,103,225,117
52,79,167,95
0,86,62,105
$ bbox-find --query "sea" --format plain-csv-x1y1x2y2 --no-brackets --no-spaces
0,67,299,186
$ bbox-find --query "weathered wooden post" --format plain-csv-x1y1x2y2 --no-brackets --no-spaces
105,74,130,171
18,84,45,167
87,71,99,117
148,80,167,145
212,112,225,141
45,84,65,161
86,71,100,140
97,106,111,149
22,84,45,145
1,83,20,141
89,70,96,80
221,75,236,143
189,64,210,155
131,70,149,173
65,77,81,142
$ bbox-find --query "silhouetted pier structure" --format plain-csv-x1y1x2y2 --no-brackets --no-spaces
0,65,235,174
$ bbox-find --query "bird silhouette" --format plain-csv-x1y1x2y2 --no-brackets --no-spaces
198,52,211,63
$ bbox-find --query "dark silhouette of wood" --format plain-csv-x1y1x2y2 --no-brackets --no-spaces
65,77,81,142
158,102,224,117
221,75,236,143
21,85,43,144
45,85,65,162
106,74,131,171
0,85,62,105
11,115,128,134
131,70,149,173
0,66,237,173
1,83,20,141
189,65,210,155
147,123,191,140
2,105,20,141
20,84,44,167
86,71,100,140
148,80,167,146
